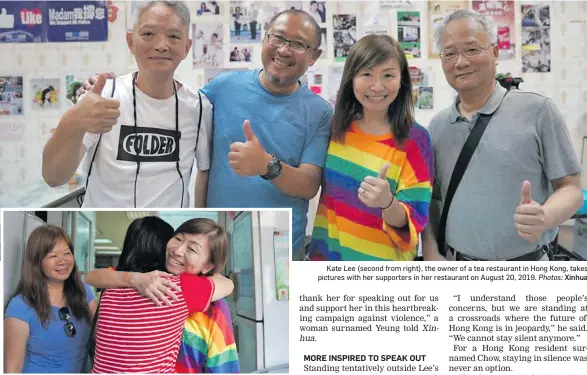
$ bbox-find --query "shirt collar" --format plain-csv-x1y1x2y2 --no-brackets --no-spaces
449,81,507,123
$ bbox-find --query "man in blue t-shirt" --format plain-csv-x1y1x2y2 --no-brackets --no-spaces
203,9,332,258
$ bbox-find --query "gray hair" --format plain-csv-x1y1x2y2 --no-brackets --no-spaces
433,9,498,53
131,1,190,31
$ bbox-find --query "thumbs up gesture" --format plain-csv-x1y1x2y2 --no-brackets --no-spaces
358,163,395,209
514,180,546,243
74,73,121,134
228,120,271,176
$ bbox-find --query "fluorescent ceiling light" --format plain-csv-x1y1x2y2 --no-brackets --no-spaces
95,238,113,244
94,246,120,250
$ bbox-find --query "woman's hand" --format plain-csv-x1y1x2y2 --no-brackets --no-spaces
358,163,394,209
130,271,182,307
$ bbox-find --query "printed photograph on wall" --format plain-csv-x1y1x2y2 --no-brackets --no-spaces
521,3,550,73
397,11,421,59
364,12,391,36
333,14,357,63
380,0,413,8
230,1,261,43
304,1,326,24
261,3,281,33
228,44,253,63
192,23,224,68
195,1,221,16
285,1,303,10
328,66,343,107
319,28,327,60
0,76,24,116
65,74,86,106
418,86,433,109
428,1,468,58
31,78,60,110
472,1,516,60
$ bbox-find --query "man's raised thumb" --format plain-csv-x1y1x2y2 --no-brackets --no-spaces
91,73,107,95
243,120,256,142
520,180,531,204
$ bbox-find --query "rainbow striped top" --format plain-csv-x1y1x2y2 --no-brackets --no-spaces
308,122,433,261
175,299,240,373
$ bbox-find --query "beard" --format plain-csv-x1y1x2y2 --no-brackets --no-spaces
265,70,299,86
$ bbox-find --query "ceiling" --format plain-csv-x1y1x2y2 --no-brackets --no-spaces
95,211,222,254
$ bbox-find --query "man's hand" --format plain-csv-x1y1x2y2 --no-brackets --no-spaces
358,163,394,208
228,120,271,176
77,72,116,97
515,180,546,243
73,73,121,134
130,270,182,307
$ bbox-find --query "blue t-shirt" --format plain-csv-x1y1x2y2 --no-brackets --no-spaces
5,283,96,373
202,69,333,251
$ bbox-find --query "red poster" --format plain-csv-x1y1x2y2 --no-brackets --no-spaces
472,1,516,60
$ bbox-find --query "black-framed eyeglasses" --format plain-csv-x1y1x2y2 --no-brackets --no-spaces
266,33,315,54
58,307,76,338
439,44,494,61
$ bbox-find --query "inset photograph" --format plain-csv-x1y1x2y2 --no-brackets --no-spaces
3,210,290,373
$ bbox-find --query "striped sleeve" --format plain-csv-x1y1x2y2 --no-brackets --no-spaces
179,274,214,313
383,125,433,250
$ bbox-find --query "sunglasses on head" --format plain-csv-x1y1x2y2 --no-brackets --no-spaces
58,307,76,338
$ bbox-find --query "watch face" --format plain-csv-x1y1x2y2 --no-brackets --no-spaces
268,162,281,175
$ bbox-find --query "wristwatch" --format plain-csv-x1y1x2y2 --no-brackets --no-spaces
260,154,282,180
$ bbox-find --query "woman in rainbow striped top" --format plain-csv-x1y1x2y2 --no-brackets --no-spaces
308,34,433,261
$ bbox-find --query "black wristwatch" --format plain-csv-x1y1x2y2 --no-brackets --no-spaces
260,154,282,180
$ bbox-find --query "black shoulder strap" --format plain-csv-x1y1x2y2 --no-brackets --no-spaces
81,79,116,204
436,91,508,255
195,90,203,153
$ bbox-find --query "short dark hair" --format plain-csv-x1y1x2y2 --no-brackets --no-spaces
330,34,414,144
267,9,321,48
116,217,173,273
174,218,228,276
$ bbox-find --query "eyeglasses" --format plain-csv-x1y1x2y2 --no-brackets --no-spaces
439,44,494,61
266,33,314,54
58,307,77,338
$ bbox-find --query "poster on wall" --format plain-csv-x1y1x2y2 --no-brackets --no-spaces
31,78,60,110
380,0,413,8
192,23,224,68
229,1,261,43
45,1,108,42
418,86,433,109
195,1,221,16
0,121,24,141
364,11,391,36
328,66,343,107
521,3,551,73
65,74,86,106
319,27,327,59
427,0,468,58
0,1,46,43
228,44,253,64
472,1,515,60
303,1,326,24
333,14,357,63
0,76,24,116
261,3,281,32
397,11,421,59
273,231,289,301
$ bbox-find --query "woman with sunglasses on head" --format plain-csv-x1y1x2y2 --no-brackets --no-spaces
307,34,434,261
90,216,233,373
4,225,97,373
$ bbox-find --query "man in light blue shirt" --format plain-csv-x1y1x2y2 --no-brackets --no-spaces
203,9,332,257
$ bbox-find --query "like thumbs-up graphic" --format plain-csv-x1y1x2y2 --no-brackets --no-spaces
228,120,270,176
515,180,546,243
